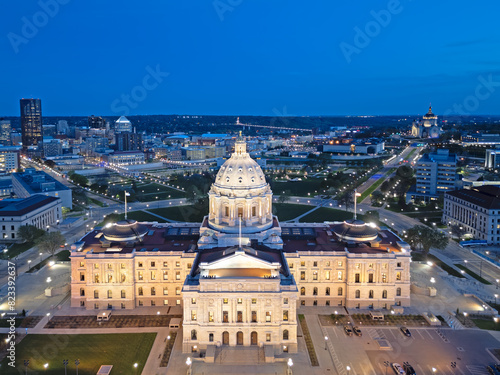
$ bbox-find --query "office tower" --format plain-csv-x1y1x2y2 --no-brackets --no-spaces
20,98,43,150
0,120,11,145
57,120,69,134
88,115,106,129
115,132,143,151
114,116,133,132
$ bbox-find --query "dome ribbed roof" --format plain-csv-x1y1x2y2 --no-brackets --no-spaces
333,219,378,242
102,219,148,242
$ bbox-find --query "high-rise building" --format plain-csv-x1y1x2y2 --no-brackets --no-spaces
88,116,106,129
0,146,20,174
114,116,133,132
0,120,11,145
115,132,143,151
57,120,69,135
485,146,500,170
20,98,43,150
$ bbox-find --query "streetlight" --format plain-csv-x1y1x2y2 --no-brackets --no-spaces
186,357,192,375
24,360,29,375
287,358,293,374
43,363,49,369
432,367,437,373
63,359,68,375
496,279,499,290
75,359,80,375
133,362,138,375
383,361,390,375
324,335,328,350
495,294,498,305
346,365,351,374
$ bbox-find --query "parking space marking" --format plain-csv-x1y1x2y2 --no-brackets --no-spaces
466,364,490,375
414,329,425,340
416,364,426,374
425,329,435,340
448,364,467,375
331,326,338,338
388,329,397,340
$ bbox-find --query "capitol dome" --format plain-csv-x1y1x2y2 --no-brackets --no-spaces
332,219,378,243
207,133,274,234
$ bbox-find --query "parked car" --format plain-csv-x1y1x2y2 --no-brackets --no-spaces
403,363,416,375
400,326,411,337
344,325,353,336
392,363,405,375
353,326,362,336
486,365,495,375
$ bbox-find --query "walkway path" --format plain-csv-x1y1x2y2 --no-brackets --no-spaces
142,209,178,223
286,205,320,223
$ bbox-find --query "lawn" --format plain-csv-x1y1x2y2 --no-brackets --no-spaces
298,207,355,223
89,198,106,207
273,178,324,197
5,241,34,259
455,264,491,284
0,333,156,374
138,191,186,202
149,205,207,223
471,318,500,331
28,250,71,273
273,203,312,221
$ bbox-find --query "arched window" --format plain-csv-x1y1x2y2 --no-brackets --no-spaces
396,287,401,297
369,290,374,299
325,287,330,296
191,330,197,340
355,290,360,299
107,290,112,299
300,287,305,296
338,287,343,296
283,330,289,340
313,287,318,296
382,290,387,299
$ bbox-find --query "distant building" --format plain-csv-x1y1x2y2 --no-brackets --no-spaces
485,147,500,170
0,177,13,196
182,146,226,160
88,115,106,129
322,139,385,154
104,151,145,165
12,168,72,208
116,132,143,151
42,138,63,157
114,116,133,133
462,133,500,145
10,132,22,146
154,146,182,160
411,106,442,138
85,136,109,155
407,149,458,203
0,146,20,174
0,195,62,243
57,120,69,135
20,98,43,151
0,120,11,145
42,125,57,138
443,186,500,244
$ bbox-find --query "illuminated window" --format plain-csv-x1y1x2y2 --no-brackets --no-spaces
325,261,330,267
237,298,242,304
300,261,305,267
300,271,305,280
338,261,343,267
382,290,387,299
163,262,168,267
163,287,168,295
396,272,401,281
266,333,271,342
191,311,197,321
163,271,168,280
176,271,181,280
107,290,112,298
151,271,156,280
176,261,180,267
176,287,180,295
325,271,330,280
266,311,271,322
121,290,125,298
138,287,143,296
94,264,99,269
251,298,257,304
313,271,318,280
283,298,288,305
191,298,196,304
121,263,125,269
355,263,360,269
151,287,156,296
300,287,305,296
94,274,100,283
338,271,343,280
382,273,387,283
121,273,126,282
138,271,143,280
283,310,288,321
79,262,84,267
209,311,214,322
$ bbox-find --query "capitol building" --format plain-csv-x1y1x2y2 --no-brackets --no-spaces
70,135,411,356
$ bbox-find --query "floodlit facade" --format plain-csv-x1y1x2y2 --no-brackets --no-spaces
411,106,442,138
70,135,411,356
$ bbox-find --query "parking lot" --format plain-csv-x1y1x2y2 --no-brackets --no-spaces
326,324,499,375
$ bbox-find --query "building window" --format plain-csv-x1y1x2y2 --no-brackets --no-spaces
107,263,112,270
107,274,113,283
121,263,125,269
396,272,401,281
151,271,156,280
163,261,168,267
397,262,402,268
121,290,126,298
151,261,156,268
325,261,330,267
382,290,387,299
251,311,257,322
191,311,197,321
252,298,257,304
237,298,242,304
138,262,143,268
121,303,125,309
187,263,192,270
164,300,168,306
79,262,84,267
326,287,330,296
191,298,196,304
80,288,85,296
121,273,126,283
338,271,343,280
151,300,155,306
163,287,168,295
138,287,143,296
80,273,85,281
151,287,156,296
163,271,168,280
266,333,271,342
313,261,318,267
283,298,288,305
338,287,343,296
300,261,305,267
94,290,99,299
313,300,317,306
176,261,180,267
223,311,229,323
94,274,100,283
283,310,288,321
325,270,330,280
300,287,305,296
355,290,360,299
355,263,360,269
338,261,343,267
176,287,180,295
266,311,271,322
94,303,99,309
107,290,112,299
396,287,401,296
138,271,143,281
289,263,294,269
355,273,360,283
313,271,318,280
209,333,214,342
382,273,387,283
283,330,289,340
223,298,228,304
237,311,243,323
368,273,374,283
176,271,181,280
209,311,214,322
176,300,181,305
300,271,305,280
369,290,374,299
191,329,197,340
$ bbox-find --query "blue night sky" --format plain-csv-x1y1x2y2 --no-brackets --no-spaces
1,0,500,116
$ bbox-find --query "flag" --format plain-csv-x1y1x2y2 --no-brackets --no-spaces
125,191,130,196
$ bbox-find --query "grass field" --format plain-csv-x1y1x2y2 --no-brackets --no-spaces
272,178,323,197
149,205,207,223
357,167,396,203
5,241,34,259
273,203,312,221
455,264,491,284
0,333,156,374
298,207,355,223
28,250,71,273
472,318,500,331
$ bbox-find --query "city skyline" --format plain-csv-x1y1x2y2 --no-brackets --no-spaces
1,1,500,116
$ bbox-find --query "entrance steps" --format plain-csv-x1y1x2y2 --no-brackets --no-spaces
215,346,265,365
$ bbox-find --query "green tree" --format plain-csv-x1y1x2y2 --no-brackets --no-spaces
370,190,384,205
278,191,291,204
37,231,65,259
70,173,89,187
17,225,45,243
450,224,467,239
406,225,448,258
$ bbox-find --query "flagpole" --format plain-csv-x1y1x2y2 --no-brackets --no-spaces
239,214,242,250
354,189,357,220
125,190,128,220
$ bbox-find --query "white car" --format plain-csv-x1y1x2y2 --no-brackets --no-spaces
392,363,405,375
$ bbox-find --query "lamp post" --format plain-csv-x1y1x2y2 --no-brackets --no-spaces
324,335,328,350
75,359,80,375
63,359,68,375
496,279,499,290
24,360,29,375
186,357,192,375
432,367,437,373
287,358,293,375
383,361,390,375
495,294,498,305
346,365,351,374
133,362,138,375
